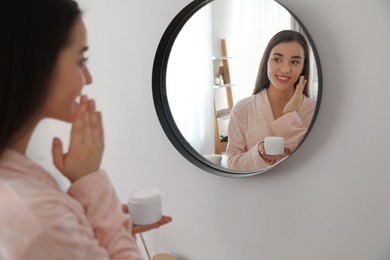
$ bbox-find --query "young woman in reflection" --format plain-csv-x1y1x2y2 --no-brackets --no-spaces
0,0,170,258
227,30,316,171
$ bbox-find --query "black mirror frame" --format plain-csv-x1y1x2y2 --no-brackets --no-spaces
152,0,322,177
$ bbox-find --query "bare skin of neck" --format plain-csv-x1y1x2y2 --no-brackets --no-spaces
267,85,294,119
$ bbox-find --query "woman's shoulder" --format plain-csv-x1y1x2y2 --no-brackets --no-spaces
0,179,92,259
0,173,84,227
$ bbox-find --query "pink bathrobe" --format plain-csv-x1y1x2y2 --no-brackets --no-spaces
0,149,142,260
227,89,316,171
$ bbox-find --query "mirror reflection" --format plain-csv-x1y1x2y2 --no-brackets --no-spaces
164,0,320,173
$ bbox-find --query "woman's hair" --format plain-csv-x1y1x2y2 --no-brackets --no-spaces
253,30,310,96
0,0,81,155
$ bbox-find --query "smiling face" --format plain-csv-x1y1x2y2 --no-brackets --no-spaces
267,41,305,92
41,18,92,122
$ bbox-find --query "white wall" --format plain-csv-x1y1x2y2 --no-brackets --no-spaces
29,0,390,259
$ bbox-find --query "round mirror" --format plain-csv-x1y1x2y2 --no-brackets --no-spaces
152,0,322,177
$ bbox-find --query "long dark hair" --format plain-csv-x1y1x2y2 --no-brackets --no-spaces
0,0,81,155
253,30,310,96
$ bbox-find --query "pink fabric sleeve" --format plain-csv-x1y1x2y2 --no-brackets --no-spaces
227,100,272,171
271,98,316,151
21,171,143,260
271,111,308,151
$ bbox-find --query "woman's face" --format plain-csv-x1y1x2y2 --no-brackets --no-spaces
42,18,92,122
267,41,305,92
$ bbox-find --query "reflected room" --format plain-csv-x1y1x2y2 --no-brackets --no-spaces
157,0,321,176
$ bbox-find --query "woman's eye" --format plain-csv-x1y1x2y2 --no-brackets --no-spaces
291,60,301,65
79,57,89,66
272,58,281,63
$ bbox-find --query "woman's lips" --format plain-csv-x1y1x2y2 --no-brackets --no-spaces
276,75,290,83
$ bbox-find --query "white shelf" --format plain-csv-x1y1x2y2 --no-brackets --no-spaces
213,83,236,89
212,56,233,60
217,114,230,121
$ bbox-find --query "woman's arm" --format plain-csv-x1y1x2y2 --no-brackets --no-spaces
16,172,143,259
271,97,316,152
227,103,274,171
43,96,142,258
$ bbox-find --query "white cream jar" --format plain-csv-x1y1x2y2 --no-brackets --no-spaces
128,188,162,225
264,136,285,155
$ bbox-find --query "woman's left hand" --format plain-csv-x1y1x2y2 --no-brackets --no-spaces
132,216,173,235
52,96,104,183
122,204,172,235
283,76,307,115
258,141,291,165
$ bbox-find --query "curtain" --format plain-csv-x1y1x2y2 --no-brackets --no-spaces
166,5,214,154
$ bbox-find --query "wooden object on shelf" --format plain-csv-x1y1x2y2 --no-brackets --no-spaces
214,39,234,154
220,39,234,111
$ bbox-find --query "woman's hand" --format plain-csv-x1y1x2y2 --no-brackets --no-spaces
122,205,173,235
258,142,290,165
283,76,307,115
52,96,104,183
132,216,173,235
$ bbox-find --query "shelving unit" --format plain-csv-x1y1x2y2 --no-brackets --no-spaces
213,39,235,154
213,83,236,89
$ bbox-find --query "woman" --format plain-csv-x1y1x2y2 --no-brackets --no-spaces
227,30,316,171
0,0,170,259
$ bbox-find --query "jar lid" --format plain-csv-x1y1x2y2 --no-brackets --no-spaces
128,188,161,204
